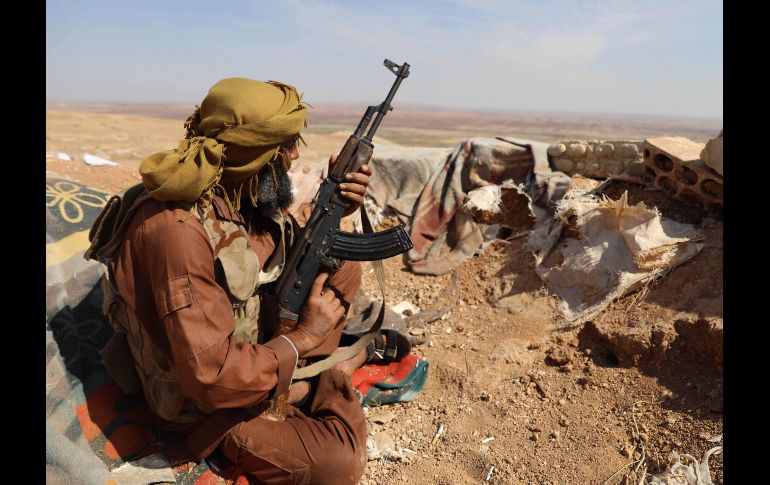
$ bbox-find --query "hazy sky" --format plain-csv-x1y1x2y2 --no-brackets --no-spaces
46,0,722,119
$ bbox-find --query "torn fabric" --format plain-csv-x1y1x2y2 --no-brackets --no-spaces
529,180,704,322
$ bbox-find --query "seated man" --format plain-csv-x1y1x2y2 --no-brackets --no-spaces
87,78,380,484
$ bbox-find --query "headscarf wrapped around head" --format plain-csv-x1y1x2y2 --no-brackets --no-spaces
139,78,307,213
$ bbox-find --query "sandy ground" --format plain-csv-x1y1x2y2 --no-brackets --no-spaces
357,230,722,485
45,109,723,484
45,110,389,193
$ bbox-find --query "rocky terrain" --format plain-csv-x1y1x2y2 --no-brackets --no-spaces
45,107,723,484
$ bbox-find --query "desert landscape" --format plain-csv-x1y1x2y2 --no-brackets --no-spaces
46,103,723,484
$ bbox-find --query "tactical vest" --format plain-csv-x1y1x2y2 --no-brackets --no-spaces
100,197,294,424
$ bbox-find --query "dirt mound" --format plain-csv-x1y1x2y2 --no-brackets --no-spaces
577,180,723,370
359,238,722,484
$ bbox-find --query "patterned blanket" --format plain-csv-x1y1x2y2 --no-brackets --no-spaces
46,178,252,484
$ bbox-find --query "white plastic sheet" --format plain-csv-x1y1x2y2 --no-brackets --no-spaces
83,153,120,167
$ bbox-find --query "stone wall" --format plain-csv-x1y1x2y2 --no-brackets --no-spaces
547,140,646,180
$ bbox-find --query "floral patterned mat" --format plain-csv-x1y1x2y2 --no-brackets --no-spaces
46,178,248,483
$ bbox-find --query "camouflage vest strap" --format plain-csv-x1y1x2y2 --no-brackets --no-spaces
200,215,262,345
198,204,294,345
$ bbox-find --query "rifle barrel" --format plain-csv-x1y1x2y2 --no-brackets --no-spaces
364,61,410,141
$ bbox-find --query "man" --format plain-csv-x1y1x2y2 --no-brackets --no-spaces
87,78,377,484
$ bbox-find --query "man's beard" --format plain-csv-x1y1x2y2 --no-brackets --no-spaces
256,161,295,210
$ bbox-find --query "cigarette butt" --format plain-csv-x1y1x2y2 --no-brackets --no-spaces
431,424,445,445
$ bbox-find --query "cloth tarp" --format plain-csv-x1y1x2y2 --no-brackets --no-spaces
293,137,704,323
287,138,549,276
527,177,704,322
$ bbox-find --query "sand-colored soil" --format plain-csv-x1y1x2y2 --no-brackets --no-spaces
45,107,722,484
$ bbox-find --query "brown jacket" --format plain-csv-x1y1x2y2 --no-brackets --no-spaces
104,195,313,459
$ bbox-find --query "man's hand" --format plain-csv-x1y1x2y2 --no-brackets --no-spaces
329,154,372,218
285,272,345,357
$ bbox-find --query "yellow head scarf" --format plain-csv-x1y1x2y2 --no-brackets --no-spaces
139,78,307,212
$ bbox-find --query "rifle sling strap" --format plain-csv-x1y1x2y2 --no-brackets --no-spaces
292,206,386,380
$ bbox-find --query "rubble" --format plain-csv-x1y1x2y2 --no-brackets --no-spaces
700,130,723,176
643,136,722,211
391,301,420,318
368,431,397,461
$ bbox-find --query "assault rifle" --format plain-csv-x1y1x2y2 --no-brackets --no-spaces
262,59,413,421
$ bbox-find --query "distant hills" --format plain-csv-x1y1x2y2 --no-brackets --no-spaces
46,101,721,144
